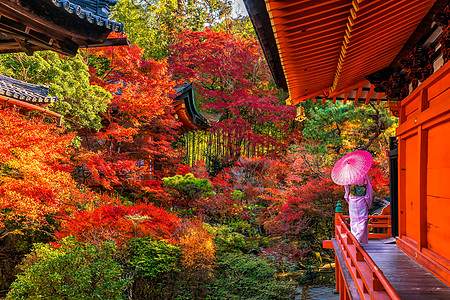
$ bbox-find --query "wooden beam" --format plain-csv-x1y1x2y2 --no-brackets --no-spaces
418,125,428,252
329,79,369,99
13,37,33,56
0,96,63,120
420,88,428,112
376,93,383,105
365,84,375,104
0,1,107,42
354,86,363,105
83,37,130,48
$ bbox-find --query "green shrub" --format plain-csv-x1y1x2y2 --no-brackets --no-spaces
6,237,127,300
208,253,296,300
124,237,182,299
162,173,213,207
126,237,181,279
213,226,271,255
214,226,246,254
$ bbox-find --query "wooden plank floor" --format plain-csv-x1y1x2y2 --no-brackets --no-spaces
363,240,450,299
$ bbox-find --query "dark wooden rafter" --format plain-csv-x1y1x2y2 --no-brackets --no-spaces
0,0,125,57
0,15,80,56
243,0,288,91
13,37,33,55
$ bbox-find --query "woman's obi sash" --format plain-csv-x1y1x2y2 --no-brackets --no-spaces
349,184,366,196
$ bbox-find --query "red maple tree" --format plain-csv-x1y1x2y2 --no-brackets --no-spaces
56,203,181,245
169,29,296,161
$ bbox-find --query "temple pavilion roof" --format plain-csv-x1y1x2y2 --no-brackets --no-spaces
0,74,63,122
174,83,222,131
0,0,126,57
0,74,57,104
244,0,446,105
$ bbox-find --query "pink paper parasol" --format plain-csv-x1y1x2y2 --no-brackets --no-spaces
331,150,373,185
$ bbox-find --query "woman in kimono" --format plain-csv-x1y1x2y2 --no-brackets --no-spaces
344,173,372,244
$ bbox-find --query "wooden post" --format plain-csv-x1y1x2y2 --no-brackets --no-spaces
356,248,364,261
335,199,343,293
335,255,340,293
372,272,384,291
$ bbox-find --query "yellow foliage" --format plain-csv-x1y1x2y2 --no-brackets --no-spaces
177,219,216,279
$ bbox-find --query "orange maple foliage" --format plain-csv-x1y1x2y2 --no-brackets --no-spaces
77,33,181,191
0,110,85,228
176,219,215,280
89,33,174,122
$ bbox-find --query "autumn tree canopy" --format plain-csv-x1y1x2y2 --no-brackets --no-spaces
74,38,181,195
169,29,296,161
0,109,84,229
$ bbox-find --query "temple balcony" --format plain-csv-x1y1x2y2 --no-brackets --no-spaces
325,202,450,300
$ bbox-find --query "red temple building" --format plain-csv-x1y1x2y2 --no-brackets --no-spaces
245,0,450,298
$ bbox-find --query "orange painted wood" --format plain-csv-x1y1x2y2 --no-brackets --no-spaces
428,87,450,108
266,0,433,104
427,73,450,102
404,94,420,119
396,61,450,286
343,93,349,104
420,88,429,112
418,126,428,251
353,87,362,105
322,239,333,249
365,84,374,105
404,134,420,243
173,102,195,131
0,96,62,119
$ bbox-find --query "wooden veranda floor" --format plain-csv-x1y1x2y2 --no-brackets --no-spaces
362,240,450,299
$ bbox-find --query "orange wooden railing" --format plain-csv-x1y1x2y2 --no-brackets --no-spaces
342,215,392,239
334,208,400,300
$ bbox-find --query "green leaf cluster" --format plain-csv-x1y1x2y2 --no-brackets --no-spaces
301,100,397,155
125,237,181,279
163,173,214,203
0,52,111,131
6,237,127,300
111,0,233,60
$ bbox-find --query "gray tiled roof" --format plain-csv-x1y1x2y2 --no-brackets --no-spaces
52,0,123,32
0,75,57,103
